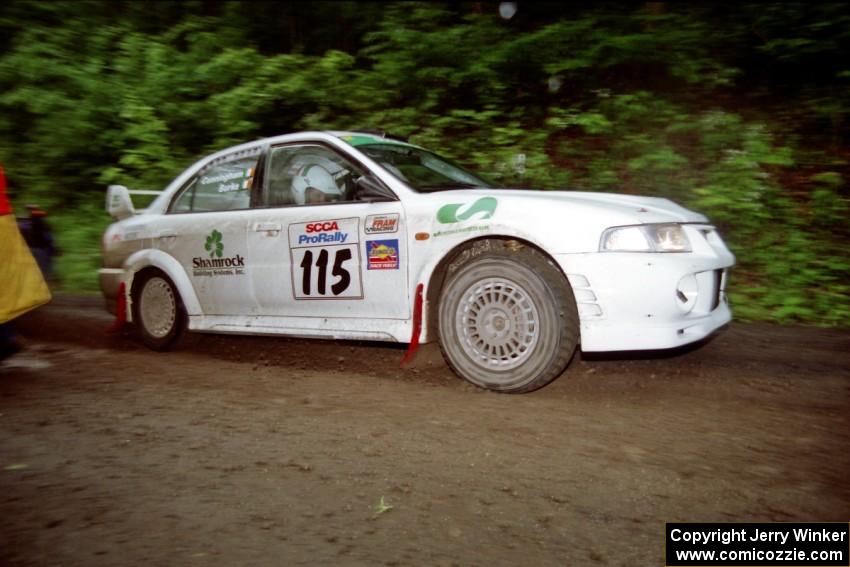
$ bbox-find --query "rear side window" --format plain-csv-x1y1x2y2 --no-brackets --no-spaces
170,153,259,213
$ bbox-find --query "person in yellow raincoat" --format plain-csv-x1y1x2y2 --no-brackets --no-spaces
0,163,52,360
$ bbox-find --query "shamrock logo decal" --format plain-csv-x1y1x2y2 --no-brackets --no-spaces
205,229,224,258
436,196,498,224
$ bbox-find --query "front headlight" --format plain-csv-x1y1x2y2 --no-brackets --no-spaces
600,223,691,252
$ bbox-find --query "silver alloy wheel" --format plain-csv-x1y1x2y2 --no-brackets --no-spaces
455,277,540,371
438,241,579,393
139,276,177,339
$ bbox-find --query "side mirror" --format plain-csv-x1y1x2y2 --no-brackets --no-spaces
355,175,396,202
106,185,135,220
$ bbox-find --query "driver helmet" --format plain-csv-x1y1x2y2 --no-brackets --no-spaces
291,164,343,204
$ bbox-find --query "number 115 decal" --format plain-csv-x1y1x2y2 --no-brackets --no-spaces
288,218,363,300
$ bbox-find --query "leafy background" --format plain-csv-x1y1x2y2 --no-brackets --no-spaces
1,1,848,324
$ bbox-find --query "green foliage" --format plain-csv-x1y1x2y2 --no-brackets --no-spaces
0,1,848,325
49,199,111,292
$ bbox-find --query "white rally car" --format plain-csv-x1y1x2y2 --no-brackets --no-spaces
100,131,734,393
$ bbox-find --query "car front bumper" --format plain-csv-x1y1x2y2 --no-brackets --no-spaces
556,226,735,352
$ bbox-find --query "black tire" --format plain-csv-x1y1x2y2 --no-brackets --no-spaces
437,240,579,393
132,270,185,351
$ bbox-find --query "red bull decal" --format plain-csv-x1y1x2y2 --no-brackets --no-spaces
366,239,399,270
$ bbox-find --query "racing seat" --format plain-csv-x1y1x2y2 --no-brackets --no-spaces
267,177,293,206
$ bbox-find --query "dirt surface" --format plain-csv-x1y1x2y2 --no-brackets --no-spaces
1,295,849,566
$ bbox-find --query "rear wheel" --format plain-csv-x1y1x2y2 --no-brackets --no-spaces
438,241,579,393
132,270,185,351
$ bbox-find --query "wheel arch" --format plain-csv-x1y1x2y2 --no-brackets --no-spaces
421,235,577,343
123,249,201,322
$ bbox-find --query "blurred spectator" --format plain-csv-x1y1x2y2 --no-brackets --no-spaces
0,164,51,361
18,204,59,281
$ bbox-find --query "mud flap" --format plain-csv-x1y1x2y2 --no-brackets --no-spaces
106,282,126,333
400,283,424,367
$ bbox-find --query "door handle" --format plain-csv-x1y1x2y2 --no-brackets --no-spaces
255,222,282,234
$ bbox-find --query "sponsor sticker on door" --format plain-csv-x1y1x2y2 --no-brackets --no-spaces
365,213,399,234
288,217,363,299
192,229,247,277
366,239,399,270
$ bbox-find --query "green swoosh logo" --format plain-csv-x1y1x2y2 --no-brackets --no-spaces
436,197,498,224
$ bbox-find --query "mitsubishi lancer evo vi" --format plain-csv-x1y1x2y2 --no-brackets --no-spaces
100,131,734,393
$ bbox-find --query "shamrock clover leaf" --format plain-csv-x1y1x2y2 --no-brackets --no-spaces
205,229,224,258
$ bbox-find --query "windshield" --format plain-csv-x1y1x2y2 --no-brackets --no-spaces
356,143,495,192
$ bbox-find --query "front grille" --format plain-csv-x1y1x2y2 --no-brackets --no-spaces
710,269,723,311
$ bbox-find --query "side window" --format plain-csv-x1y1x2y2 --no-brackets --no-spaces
170,153,258,213
264,144,365,207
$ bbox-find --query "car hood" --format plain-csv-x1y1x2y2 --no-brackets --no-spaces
489,188,706,224
417,188,710,253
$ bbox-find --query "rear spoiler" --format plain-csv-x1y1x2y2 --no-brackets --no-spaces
106,185,163,220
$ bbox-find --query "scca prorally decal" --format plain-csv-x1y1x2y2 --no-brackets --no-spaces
366,239,399,270
298,220,348,245
192,229,247,277
365,213,399,235
289,217,363,300
436,197,498,224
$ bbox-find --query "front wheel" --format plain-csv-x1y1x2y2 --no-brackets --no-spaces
438,241,579,393
132,270,185,351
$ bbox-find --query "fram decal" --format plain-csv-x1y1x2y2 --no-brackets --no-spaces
436,197,498,224
365,214,399,234
366,239,399,270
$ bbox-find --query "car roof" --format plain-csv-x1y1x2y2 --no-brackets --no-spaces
216,131,418,153
329,131,421,149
